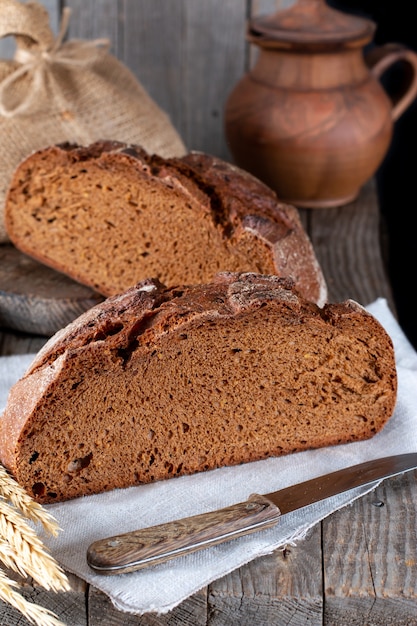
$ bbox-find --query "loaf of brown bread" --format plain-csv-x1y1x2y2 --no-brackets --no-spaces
4,141,327,306
0,273,397,504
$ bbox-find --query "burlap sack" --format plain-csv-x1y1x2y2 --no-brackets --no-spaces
0,0,187,242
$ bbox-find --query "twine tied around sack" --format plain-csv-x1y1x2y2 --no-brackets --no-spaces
0,8,110,118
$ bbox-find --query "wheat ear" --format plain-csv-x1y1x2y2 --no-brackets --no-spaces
0,499,70,592
0,568,66,626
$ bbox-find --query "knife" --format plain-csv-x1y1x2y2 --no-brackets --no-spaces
87,452,417,575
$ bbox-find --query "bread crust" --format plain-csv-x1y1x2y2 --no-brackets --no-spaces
0,273,397,503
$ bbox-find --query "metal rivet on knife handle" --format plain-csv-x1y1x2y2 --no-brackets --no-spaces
86,493,281,574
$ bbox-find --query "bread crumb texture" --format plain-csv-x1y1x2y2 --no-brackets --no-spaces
0,273,397,503
5,141,327,305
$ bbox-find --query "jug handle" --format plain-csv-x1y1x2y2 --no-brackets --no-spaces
367,43,417,122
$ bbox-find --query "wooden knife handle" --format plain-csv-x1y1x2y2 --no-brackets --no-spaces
87,493,281,575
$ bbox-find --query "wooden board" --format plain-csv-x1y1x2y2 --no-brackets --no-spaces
0,245,103,337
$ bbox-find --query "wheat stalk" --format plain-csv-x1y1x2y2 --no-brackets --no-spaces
0,464,70,625
0,568,66,626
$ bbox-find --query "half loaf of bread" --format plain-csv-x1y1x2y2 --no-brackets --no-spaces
0,273,397,504
5,141,327,305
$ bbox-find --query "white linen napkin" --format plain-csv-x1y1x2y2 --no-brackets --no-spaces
1,298,416,615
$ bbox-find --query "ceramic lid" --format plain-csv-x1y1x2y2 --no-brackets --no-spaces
248,0,375,49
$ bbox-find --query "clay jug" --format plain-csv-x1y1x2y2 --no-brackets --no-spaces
224,0,417,208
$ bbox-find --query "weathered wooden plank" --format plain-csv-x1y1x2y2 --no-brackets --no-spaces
304,179,395,309
88,585,208,625
208,526,323,626
0,576,87,626
323,472,417,626
0,329,46,355
64,0,119,44
172,0,247,157
113,0,185,132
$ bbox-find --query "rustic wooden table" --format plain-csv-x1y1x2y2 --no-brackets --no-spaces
1,179,416,625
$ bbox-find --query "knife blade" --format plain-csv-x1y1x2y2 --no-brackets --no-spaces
87,452,417,575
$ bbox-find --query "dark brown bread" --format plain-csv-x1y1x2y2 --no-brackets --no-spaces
0,273,397,504
4,141,327,305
